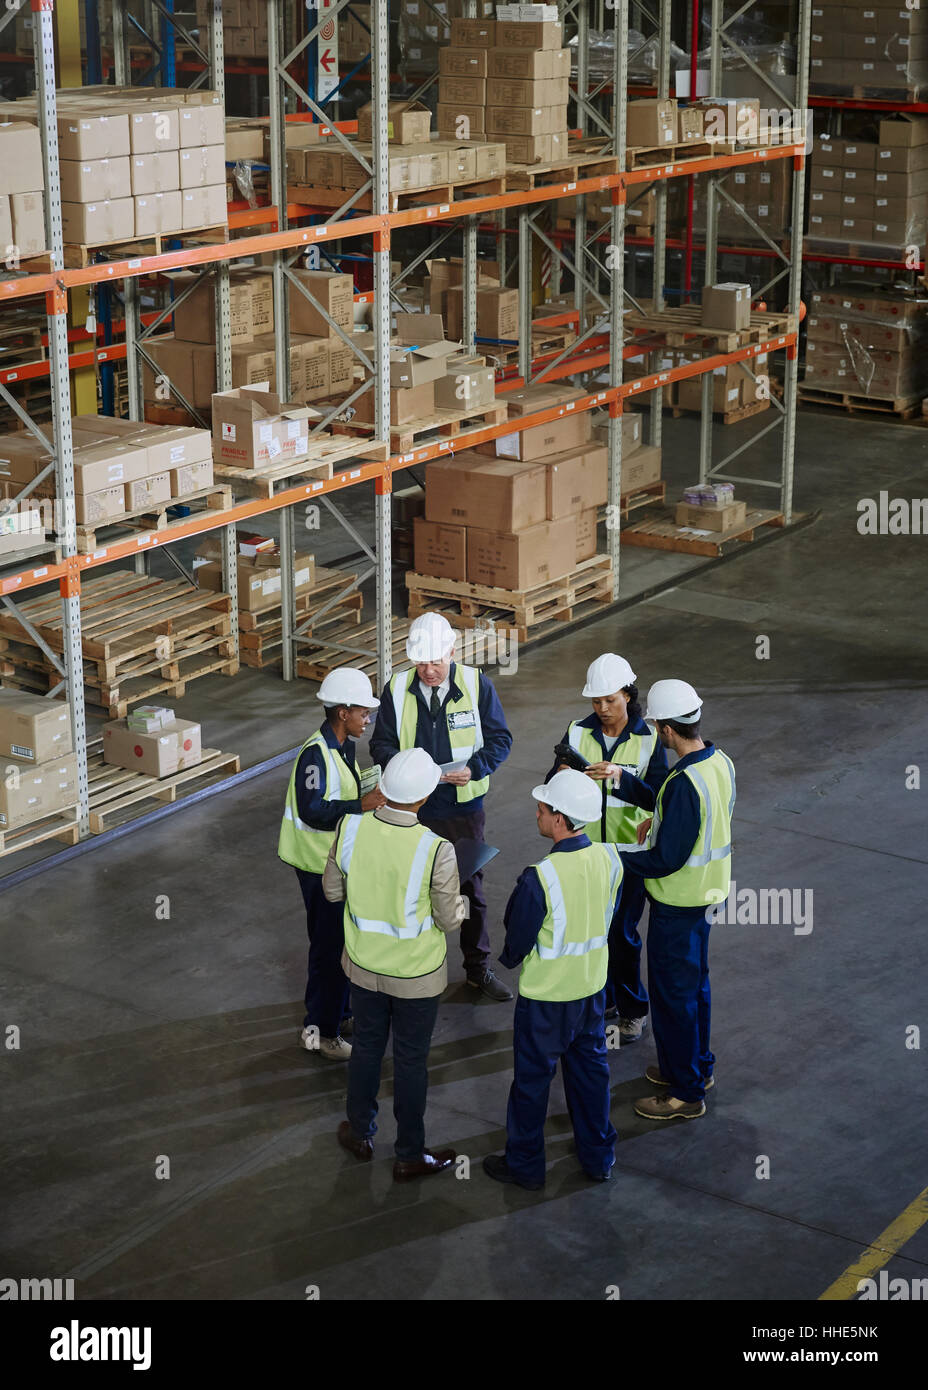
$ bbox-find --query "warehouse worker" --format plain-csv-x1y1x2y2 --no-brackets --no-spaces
278,667,385,1062
324,748,466,1181
370,611,514,1002
618,679,736,1122
483,771,623,1191
551,652,668,1043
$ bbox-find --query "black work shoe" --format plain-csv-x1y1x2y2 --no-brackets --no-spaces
584,1168,613,1183
467,969,513,1002
482,1153,544,1191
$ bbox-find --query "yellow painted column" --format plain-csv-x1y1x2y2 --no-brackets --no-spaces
56,0,98,417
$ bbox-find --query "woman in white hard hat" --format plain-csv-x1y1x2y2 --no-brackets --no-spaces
484,770,623,1191
370,610,514,1003
278,667,385,1062
323,748,467,1182
551,652,668,1044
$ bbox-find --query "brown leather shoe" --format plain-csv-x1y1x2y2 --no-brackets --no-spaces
337,1120,373,1162
393,1148,456,1182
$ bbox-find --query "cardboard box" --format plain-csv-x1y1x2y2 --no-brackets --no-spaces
445,285,519,340
678,107,704,142
488,47,571,79
468,515,576,589
171,272,253,345
486,77,569,106
439,47,489,77
495,20,563,49
545,442,608,518
575,509,598,562
296,336,330,402
471,142,507,178
171,457,214,497
675,499,747,532
197,553,316,613
74,485,127,525
288,269,354,338
413,517,468,581
136,425,212,473
103,717,202,779
0,690,72,763
678,366,745,414
10,192,45,256
328,341,354,395
128,107,179,153
357,99,431,145
450,18,496,46
245,272,273,334
486,105,567,137
493,384,590,461
224,120,264,161
702,282,752,331
57,112,130,161
626,98,677,148
0,507,43,556
0,752,78,829
127,150,179,195
211,384,316,469
437,105,486,138
434,363,496,410
179,144,226,189
181,184,227,229
879,113,928,148
353,379,436,428
0,121,43,194
438,76,487,106
61,197,134,244
178,104,225,148
134,190,183,236
425,452,547,531
621,442,661,492
60,156,131,202
73,441,152,492
0,193,11,249
498,131,566,163
445,143,478,182
124,472,172,512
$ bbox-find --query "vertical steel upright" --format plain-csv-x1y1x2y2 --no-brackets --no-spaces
33,0,89,830
372,0,393,688
607,0,628,599
648,0,672,451
461,0,477,352
113,1,143,427
698,0,723,483
780,0,810,526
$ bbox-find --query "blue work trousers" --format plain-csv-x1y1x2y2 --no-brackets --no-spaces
296,868,350,1038
505,992,616,1185
346,984,441,1161
606,873,649,1019
646,899,715,1102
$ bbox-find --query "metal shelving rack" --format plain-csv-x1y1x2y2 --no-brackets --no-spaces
0,0,807,855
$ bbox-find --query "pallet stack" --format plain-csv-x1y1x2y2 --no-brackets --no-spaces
808,116,928,253
801,285,928,416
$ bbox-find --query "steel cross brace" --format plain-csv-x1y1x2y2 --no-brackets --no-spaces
526,209,609,310
1,595,66,677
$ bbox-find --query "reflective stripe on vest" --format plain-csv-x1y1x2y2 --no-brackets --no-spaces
566,720,657,844
390,665,489,804
646,749,736,907
277,732,358,873
518,844,622,1003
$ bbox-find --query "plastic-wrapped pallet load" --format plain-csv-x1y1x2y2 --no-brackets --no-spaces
808,119,928,251
804,286,928,405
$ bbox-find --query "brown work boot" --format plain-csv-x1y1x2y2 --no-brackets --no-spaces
393,1148,456,1182
337,1120,373,1161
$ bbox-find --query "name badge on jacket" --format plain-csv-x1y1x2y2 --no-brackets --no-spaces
447,711,476,730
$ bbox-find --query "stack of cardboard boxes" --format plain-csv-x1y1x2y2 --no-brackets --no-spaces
0,693,78,835
196,0,268,58
103,704,203,779
0,121,47,259
351,313,496,429
804,286,928,404
210,384,320,472
808,116,928,249
194,530,317,616
810,0,928,97
401,0,495,80
340,5,372,62
0,417,214,528
1,86,226,244
414,384,607,590
142,268,354,415
438,8,571,165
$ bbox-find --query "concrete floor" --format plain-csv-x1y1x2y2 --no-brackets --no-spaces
1,405,927,1301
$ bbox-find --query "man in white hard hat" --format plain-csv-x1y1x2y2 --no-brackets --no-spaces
483,770,623,1191
551,652,668,1043
278,667,385,1061
370,611,514,1002
323,748,467,1181
617,679,736,1122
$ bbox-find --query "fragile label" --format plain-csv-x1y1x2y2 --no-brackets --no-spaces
222,422,236,442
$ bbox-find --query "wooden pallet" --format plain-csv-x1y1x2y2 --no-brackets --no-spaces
334,402,507,455
73,484,233,554
212,432,387,499
63,223,230,270
239,567,364,669
0,539,62,571
406,554,614,643
487,326,578,367
288,175,506,215
296,615,413,684
671,396,771,426
809,81,925,103
626,140,714,170
621,506,785,557
505,144,620,190
797,386,923,420
596,480,667,522
85,741,241,835
0,804,80,859
625,305,797,352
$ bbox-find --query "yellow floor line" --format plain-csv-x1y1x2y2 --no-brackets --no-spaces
820,1185,928,1300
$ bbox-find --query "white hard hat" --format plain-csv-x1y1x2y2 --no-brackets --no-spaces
380,747,442,803
644,678,702,724
316,666,380,709
406,611,456,664
532,769,601,827
582,652,637,699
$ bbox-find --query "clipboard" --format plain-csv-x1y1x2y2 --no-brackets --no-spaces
454,839,499,883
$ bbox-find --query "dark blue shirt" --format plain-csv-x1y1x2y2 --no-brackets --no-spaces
547,710,669,835
619,742,717,884
294,721,362,830
499,834,624,969
370,661,512,820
